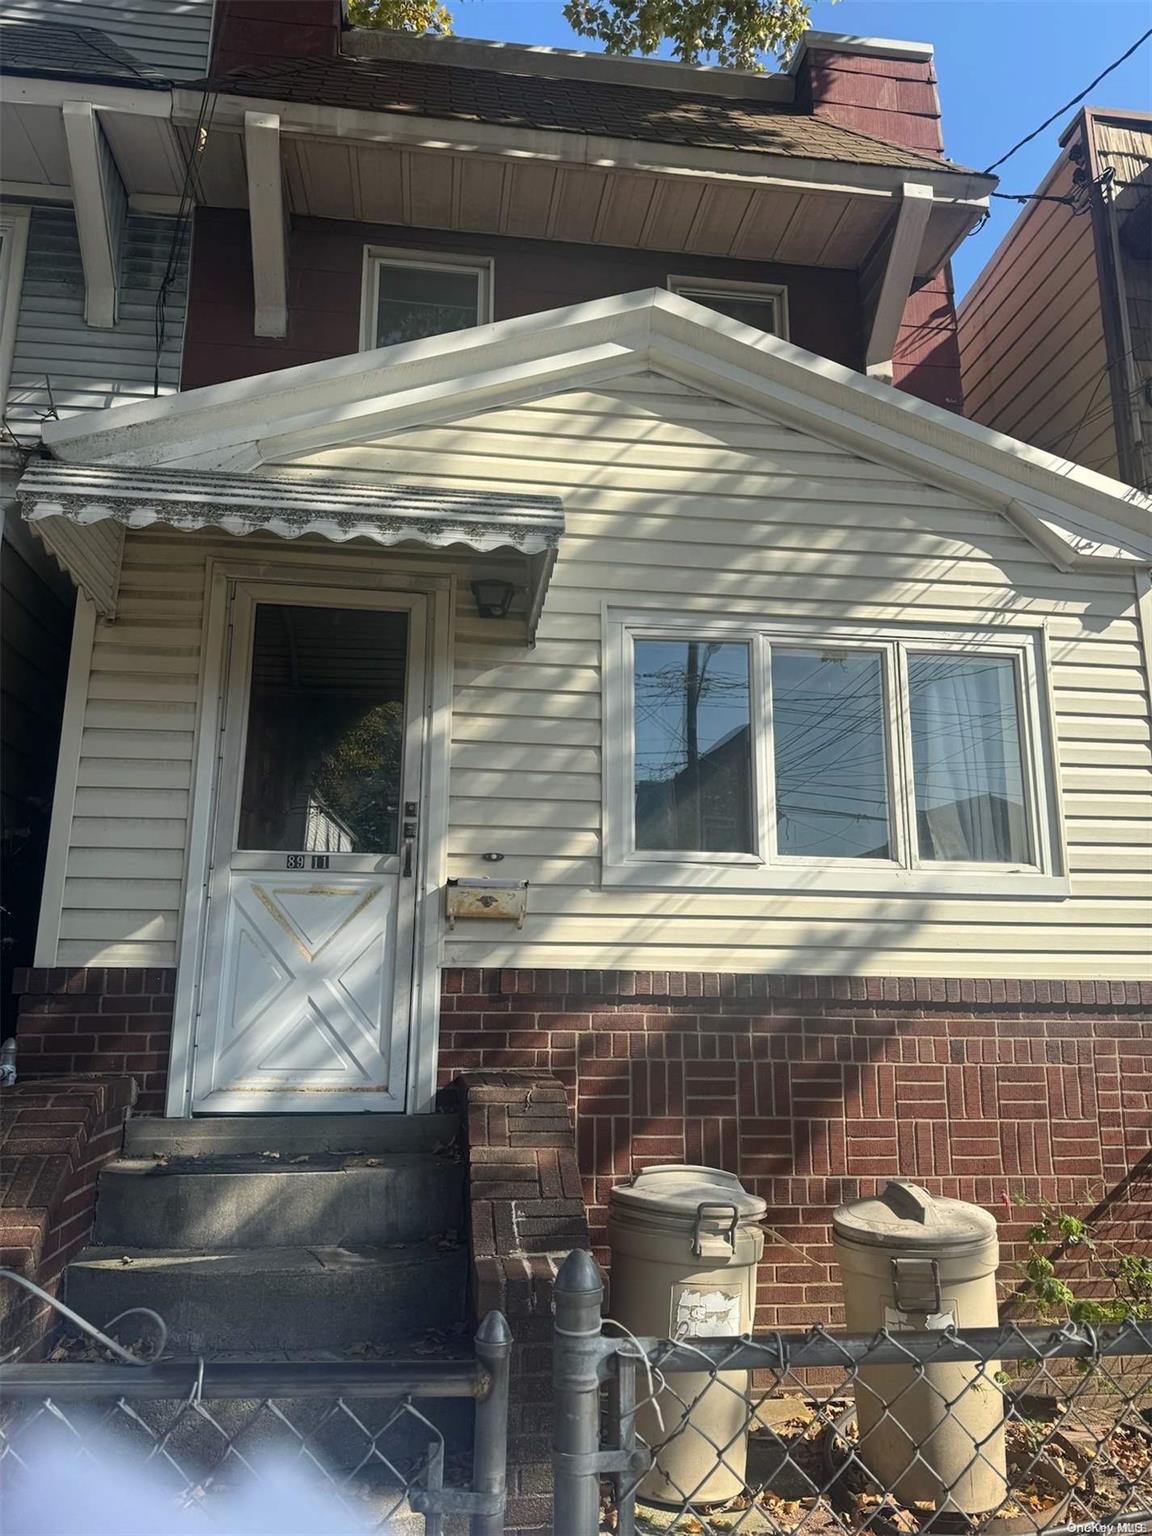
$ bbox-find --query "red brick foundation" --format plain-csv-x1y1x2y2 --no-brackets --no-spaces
13,968,174,1115
450,1069,589,1533
440,971,1152,1326
0,1076,136,1356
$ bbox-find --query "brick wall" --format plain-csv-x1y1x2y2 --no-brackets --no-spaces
0,1077,135,1356
13,969,174,1115
451,1070,590,1534
439,971,1152,1326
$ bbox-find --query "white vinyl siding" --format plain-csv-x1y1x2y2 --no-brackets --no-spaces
4,207,188,441
2,0,213,80
45,372,1152,977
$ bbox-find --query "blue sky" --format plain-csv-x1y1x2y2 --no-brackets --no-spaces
445,0,1152,296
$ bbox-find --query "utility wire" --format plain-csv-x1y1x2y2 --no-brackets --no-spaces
982,28,1152,175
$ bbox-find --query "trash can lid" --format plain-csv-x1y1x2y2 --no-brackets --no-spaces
609,1165,766,1223
833,1179,997,1252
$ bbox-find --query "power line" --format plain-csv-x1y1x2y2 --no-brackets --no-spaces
982,29,1152,175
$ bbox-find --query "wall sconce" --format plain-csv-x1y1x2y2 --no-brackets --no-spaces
470,578,515,619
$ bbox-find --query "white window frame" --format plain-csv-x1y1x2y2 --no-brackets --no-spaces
359,245,493,352
603,609,1069,897
667,273,789,340
0,205,31,408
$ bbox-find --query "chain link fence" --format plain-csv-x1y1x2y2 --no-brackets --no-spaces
0,1273,510,1536
553,1252,1152,1536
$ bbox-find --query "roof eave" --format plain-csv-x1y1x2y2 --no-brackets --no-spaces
174,86,993,203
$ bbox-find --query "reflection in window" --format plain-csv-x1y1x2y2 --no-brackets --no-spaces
238,605,408,854
633,640,754,853
772,649,891,859
671,284,782,335
909,653,1030,863
373,259,482,347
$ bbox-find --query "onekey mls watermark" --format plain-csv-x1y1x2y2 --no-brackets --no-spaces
1063,1524,1150,1534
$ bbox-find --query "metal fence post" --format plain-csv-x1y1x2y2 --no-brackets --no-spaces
553,1248,606,1536
471,1309,511,1536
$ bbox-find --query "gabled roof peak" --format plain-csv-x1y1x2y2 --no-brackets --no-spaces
40,288,1152,569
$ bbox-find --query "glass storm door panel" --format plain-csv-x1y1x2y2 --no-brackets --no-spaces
191,588,427,1114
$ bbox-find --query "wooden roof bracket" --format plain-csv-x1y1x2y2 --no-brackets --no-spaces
863,181,935,384
244,110,288,338
61,101,125,329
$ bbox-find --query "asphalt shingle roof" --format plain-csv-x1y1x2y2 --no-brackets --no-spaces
0,18,168,86
201,53,973,175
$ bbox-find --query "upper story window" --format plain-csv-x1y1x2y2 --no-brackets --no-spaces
668,275,788,339
360,247,493,351
0,205,30,406
604,613,1067,896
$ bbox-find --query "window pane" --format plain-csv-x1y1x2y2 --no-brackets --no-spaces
238,605,408,854
375,262,480,346
675,287,778,334
633,640,753,853
909,653,1030,863
772,648,891,859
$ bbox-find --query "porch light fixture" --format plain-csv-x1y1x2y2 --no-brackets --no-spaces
470,578,515,619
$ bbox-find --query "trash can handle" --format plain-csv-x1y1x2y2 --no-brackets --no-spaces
692,1202,739,1258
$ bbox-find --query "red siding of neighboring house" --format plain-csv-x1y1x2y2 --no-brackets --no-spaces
181,209,865,390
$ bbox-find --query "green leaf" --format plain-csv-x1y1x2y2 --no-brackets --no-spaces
349,0,454,35
562,0,817,69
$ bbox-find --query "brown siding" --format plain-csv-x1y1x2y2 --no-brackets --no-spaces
1090,113,1152,492
181,209,864,390
958,141,1119,476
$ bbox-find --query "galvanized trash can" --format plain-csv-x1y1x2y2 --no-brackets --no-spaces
832,1179,1008,1516
608,1165,766,1506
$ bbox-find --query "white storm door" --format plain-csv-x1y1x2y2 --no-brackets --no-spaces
191,585,428,1113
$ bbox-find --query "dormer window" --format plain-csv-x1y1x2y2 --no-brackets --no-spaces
668,275,788,339
360,247,493,351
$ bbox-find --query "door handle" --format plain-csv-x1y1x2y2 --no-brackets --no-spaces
402,819,417,877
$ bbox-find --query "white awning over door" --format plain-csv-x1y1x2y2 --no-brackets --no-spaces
18,460,565,630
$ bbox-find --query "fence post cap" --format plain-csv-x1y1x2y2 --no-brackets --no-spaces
475,1309,513,1347
556,1248,602,1294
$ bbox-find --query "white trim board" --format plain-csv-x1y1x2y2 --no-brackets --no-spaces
40,288,1152,570
244,111,287,339
34,595,96,967
0,203,30,407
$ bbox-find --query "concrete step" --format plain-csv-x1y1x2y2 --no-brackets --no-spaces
65,1242,469,1354
92,1154,464,1249
123,1113,459,1159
